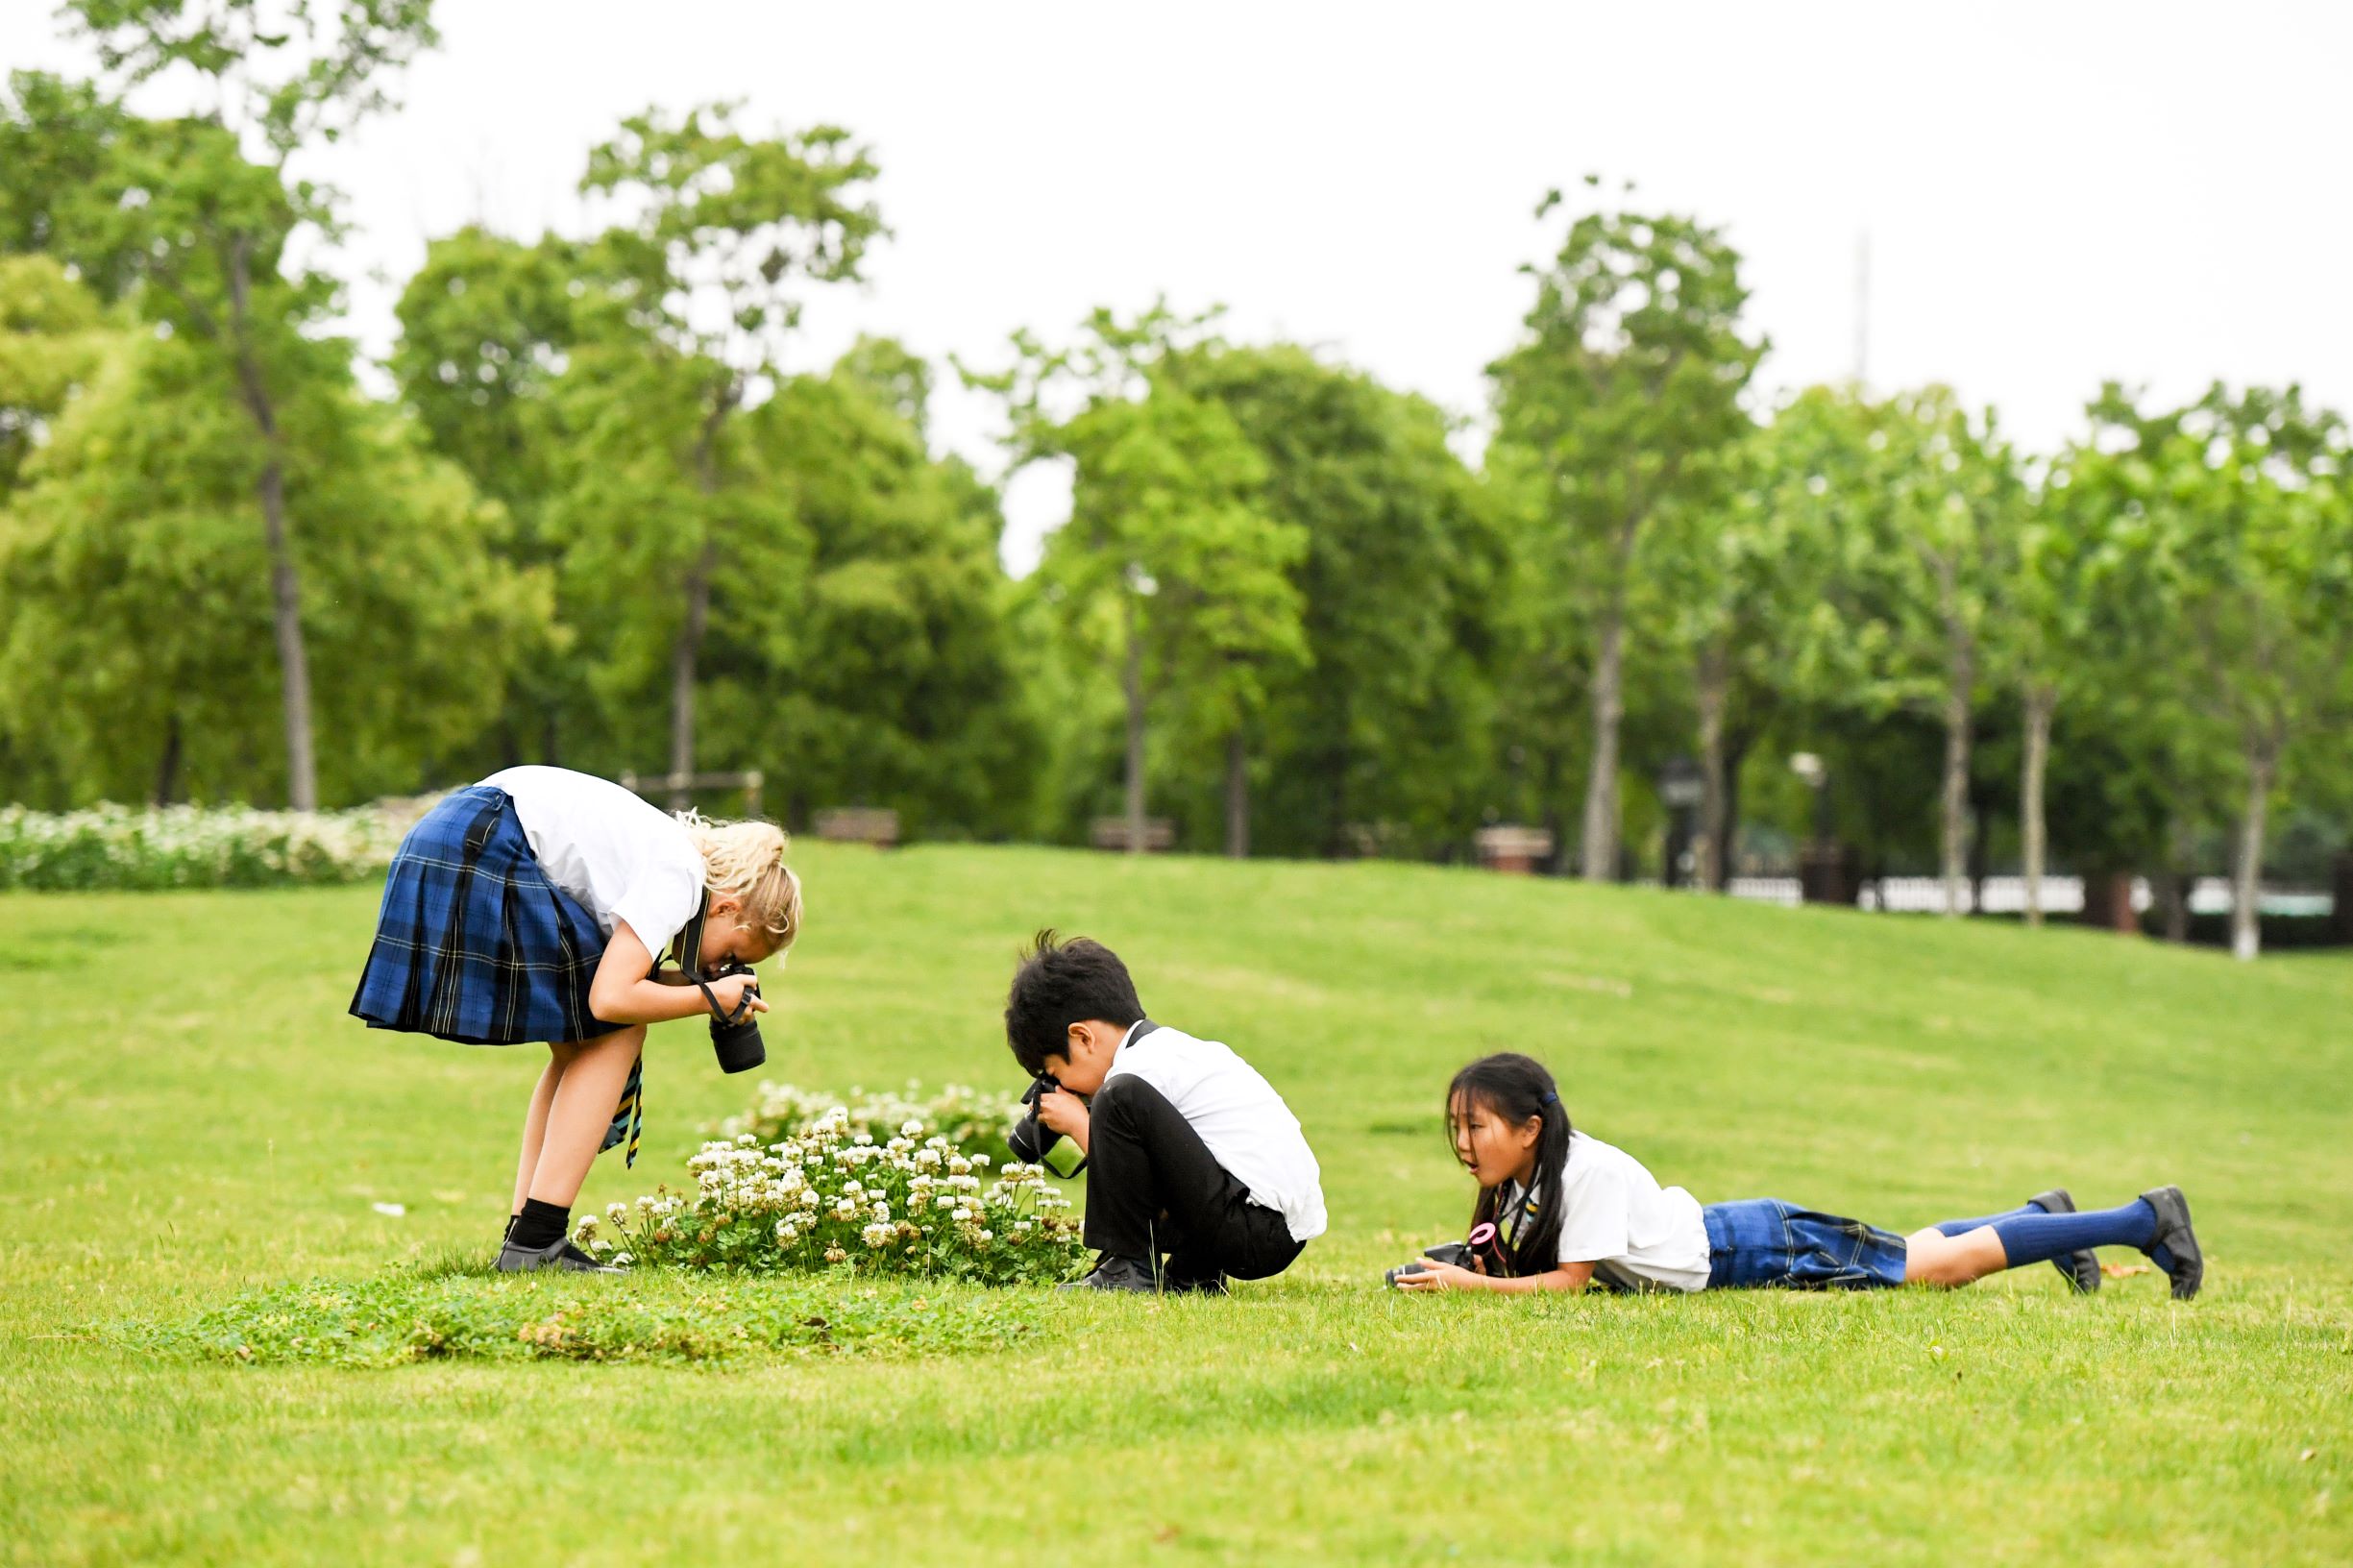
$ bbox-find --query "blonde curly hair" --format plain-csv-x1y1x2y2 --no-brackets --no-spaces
678,812,802,956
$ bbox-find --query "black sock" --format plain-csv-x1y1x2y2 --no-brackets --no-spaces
510,1198,568,1252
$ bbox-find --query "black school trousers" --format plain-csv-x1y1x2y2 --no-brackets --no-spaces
1082,1073,1304,1281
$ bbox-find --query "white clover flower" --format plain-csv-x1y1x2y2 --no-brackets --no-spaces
606,1202,628,1224
976,1230,992,1242
776,1220,798,1242
799,1189,821,1212
871,1202,891,1223
946,1155,971,1176
969,1154,992,1169
574,1215,598,1239
915,1149,943,1171
935,1195,957,1211
899,1118,924,1139
861,1222,894,1248
611,1252,634,1266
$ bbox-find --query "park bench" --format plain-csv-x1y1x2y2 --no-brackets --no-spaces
814,807,901,848
1091,816,1176,852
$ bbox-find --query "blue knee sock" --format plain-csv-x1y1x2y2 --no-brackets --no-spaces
1986,1200,2158,1269
1933,1201,2046,1237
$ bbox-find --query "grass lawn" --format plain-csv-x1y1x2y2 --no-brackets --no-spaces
3,843,2349,1565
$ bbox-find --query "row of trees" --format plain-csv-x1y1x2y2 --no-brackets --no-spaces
2,4,2348,960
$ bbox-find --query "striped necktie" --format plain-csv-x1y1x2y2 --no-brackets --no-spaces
603,1054,644,1167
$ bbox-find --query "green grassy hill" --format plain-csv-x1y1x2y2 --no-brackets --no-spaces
4,845,2348,1564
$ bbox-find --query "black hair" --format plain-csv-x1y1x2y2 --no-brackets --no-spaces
1003,928,1144,1076
1446,1052,1572,1277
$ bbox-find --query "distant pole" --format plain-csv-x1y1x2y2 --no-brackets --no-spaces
1853,230,1871,389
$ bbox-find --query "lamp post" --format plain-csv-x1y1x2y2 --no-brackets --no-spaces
1790,751,1861,905
1657,756,1704,889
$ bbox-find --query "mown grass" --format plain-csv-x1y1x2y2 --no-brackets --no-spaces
3,843,2348,1564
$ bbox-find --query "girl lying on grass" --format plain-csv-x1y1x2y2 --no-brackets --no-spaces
350,766,800,1274
1392,1052,2201,1299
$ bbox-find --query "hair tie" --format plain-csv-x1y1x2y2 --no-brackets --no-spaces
1540,1090,1558,1107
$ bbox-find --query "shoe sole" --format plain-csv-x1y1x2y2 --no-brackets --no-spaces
2140,1185,2203,1301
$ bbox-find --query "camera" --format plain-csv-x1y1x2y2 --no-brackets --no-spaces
700,956,766,1074
1007,1074,1088,1178
1383,1222,1505,1288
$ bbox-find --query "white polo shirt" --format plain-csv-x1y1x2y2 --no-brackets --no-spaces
479,766,705,956
1099,1021,1327,1242
1509,1130,1710,1293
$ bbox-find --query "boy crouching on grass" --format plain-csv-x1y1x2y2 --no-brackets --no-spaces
1005,931,1324,1293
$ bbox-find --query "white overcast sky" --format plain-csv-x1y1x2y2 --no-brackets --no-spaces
7,2,2349,572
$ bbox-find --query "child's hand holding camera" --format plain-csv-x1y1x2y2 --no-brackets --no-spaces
1037,1084,1090,1144
1392,1253,1488,1291
708,971,768,1017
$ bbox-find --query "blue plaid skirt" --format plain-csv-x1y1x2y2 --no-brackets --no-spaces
1703,1199,1910,1289
350,785,644,1163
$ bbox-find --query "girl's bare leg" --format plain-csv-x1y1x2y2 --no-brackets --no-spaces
1904,1225,2008,1287
510,1048,566,1217
524,1025,645,1210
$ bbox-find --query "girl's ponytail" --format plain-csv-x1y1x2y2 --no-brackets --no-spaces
1445,1052,1572,1277
678,811,803,955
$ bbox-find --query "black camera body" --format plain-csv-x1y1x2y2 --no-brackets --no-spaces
1007,1074,1087,1177
1383,1221,1507,1288
657,906,766,1074
1384,1240,1472,1289
700,956,765,1074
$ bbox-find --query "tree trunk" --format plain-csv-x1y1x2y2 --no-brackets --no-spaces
1715,727,1752,892
1938,640,1973,917
153,714,183,808
2161,814,2194,943
668,384,737,810
2231,736,2279,962
1224,726,1249,859
669,543,715,809
1579,593,1627,882
1694,640,1729,894
1122,590,1146,857
2021,681,2056,927
228,234,317,812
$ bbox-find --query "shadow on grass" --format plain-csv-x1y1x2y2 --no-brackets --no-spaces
110,1262,1060,1369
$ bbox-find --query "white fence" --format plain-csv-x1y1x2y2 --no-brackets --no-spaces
1721,874,2333,918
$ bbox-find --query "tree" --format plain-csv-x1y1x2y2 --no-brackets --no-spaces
1646,421,1826,889
1488,183,1764,880
1173,343,1510,861
391,226,630,767
574,102,882,797
0,255,113,502
12,2,443,808
2109,385,2353,959
965,306,1305,854
739,351,1037,838
0,330,549,806
2014,417,2153,925
1764,386,2019,913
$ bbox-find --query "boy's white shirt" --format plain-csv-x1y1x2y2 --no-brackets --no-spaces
1507,1130,1710,1293
1098,1021,1328,1243
480,766,704,956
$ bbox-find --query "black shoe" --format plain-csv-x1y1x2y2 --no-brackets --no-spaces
2138,1186,2202,1300
1163,1267,1229,1297
496,1236,624,1275
1057,1255,1161,1293
2029,1188,2099,1295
